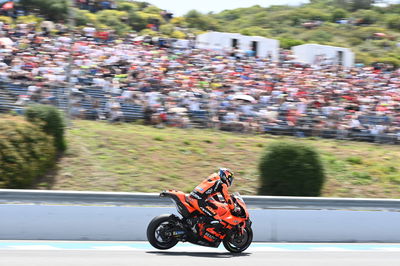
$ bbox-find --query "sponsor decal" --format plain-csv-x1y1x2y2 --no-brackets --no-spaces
190,193,201,200
205,232,217,241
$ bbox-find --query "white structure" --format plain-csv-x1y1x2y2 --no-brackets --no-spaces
292,43,354,68
196,31,279,61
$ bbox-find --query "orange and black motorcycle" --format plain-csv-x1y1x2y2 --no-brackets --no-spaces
147,190,253,253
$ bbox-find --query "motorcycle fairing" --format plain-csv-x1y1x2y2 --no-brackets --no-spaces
160,190,197,218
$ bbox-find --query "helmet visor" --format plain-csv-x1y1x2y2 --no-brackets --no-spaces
228,175,234,186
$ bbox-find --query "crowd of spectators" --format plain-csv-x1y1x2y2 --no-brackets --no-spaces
0,21,399,143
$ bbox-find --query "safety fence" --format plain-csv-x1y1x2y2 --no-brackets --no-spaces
1,82,399,144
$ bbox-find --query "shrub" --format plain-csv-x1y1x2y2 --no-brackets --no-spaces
386,14,400,30
0,15,12,24
258,142,325,196
25,104,66,152
372,57,400,68
15,15,43,25
171,30,186,39
159,24,174,35
240,26,270,37
0,116,56,188
96,10,131,35
74,8,99,27
279,37,305,49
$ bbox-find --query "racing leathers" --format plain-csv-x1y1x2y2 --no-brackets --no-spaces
189,173,235,220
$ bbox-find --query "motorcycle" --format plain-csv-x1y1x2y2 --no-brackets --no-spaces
147,189,253,253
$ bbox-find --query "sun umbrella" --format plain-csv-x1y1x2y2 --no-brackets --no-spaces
232,94,256,102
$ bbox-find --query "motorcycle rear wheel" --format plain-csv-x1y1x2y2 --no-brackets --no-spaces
147,214,179,250
223,226,253,253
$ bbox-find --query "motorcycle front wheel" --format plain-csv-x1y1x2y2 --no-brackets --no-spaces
147,214,179,250
223,226,253,253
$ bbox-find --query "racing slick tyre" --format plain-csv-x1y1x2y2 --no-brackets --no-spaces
223,226,253,253
147,214,179,250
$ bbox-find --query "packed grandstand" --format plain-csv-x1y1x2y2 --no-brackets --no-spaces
0,20,399,144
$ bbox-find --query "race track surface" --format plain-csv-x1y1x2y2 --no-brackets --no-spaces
1,241,400,266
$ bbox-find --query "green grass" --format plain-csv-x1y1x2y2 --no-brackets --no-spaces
40,120,400,198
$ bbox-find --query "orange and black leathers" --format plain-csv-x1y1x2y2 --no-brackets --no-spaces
189,173,235,219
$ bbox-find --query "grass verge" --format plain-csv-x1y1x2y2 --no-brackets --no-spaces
38,120,400,198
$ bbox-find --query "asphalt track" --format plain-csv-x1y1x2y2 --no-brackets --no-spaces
1,241,400,266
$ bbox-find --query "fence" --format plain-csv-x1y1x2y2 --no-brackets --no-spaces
0,82,399,145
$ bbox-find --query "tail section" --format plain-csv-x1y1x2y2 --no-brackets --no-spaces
160,190,196,218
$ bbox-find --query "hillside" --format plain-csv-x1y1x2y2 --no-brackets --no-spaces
37,120,400,198
9,0,400,67
196,0,400,66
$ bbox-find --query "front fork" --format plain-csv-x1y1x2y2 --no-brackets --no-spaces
237,219,252,236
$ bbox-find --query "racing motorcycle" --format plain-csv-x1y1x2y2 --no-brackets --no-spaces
147,190,253,253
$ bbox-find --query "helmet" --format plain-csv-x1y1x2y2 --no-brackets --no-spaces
218,168,234,187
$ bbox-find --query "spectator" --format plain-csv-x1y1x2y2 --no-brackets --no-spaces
0,20,397,142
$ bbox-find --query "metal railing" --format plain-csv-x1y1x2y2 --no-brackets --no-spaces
1,189,399,211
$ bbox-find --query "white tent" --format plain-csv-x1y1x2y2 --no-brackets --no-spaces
292,43,354,68
196,31,279,61
232,94,256,102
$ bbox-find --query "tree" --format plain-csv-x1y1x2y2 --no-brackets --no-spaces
184,10,220,30
96,10,131,35
386,14,400,30
143,5,163,14
331,8,349,22
116,2,139,13
305,30,333,43
171,30,186,39
19,0,68,21
353,9,380,24
159,24,174,35
240,26,270,37
332,0,376,11
350,0,375,11
279,38,305,49
74,8,99,27
258,142,325,196
170,17,188,28
127,11,147,31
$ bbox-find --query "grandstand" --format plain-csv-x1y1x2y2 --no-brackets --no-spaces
0,19,399,145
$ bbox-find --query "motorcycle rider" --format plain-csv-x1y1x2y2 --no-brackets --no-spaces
188,168,236,234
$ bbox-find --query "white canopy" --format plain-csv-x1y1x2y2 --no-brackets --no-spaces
232,94,256,102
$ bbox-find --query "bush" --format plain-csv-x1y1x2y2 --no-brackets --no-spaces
74,8,99,27
0,15,13,24
25,104,66,152
386,14,400,30
171,30,186,39
159,24,174,35
279,37,305,49
96,10,131,35
0,116,56,188
372,57,400,68
258,142,325,196
240,26,270,37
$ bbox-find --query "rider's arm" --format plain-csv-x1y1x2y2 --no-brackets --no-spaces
221,183,235,210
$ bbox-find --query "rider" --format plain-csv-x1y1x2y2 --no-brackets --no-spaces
189,168,235,226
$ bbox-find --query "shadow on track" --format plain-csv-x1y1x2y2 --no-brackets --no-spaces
146,251,251,258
